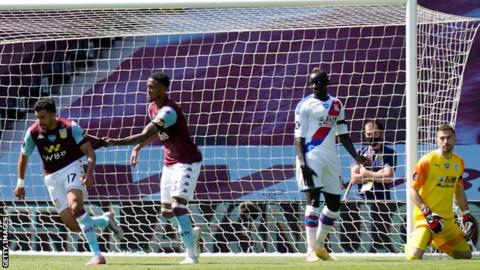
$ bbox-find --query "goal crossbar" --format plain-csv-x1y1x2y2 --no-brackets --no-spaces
0,0,407,10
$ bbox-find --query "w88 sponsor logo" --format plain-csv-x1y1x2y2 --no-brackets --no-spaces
42,150,67,161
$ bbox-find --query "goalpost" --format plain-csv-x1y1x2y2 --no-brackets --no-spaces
1,0,479,255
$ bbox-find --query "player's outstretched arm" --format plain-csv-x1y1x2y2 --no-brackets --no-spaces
130,134,158,167
85,134,108,150
15,154,28,200
104,122,158,146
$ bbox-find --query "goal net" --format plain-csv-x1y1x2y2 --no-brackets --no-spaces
1,1,479,255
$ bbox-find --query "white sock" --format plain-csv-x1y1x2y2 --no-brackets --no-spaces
304,205,320,253
316,206,339,247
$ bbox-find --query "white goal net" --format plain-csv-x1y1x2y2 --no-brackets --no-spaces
1,1,479,254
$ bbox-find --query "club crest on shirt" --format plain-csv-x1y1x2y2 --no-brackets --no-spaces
323,103,329,109
59,128,67,139
444,163,450,169
454,164,458,171
48,134,57,142
333,103,340,112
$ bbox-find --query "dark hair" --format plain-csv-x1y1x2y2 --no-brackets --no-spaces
437,123,455,136
309,68,329,86
149,71,170,88
364,119,384,131
33,97,56,113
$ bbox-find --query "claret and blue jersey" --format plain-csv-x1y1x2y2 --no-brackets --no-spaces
148,97,202,166
21,118,87,175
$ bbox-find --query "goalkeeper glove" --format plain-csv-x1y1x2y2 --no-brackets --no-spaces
462,211,476,241
422,207,444,233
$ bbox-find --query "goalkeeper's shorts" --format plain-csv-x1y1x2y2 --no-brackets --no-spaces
407,218,470,254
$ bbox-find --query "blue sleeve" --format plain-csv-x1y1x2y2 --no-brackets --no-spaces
384,148,396,171
21,129,35,157
152,106,177,128
71,121,86,144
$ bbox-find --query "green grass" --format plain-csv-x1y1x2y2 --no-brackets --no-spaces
6,255,480,270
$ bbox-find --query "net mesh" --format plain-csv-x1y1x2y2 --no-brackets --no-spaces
1,4,479,254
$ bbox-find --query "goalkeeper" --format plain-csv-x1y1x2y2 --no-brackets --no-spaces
406,124,476,259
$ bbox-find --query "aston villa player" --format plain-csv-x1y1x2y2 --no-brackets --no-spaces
15,97,123,265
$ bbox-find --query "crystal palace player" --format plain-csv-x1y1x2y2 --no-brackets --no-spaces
103,71,202,264
295,68,368,262
15,97,123,266
406,124,475,260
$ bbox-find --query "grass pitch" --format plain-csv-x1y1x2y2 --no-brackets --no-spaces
6,255,480,270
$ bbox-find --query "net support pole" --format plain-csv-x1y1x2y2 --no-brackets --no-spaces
405,0,417,237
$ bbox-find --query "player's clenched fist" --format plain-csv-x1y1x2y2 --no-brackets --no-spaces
422,207,443,233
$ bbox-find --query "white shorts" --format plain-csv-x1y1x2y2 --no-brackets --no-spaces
296,155,342,195
44,160,88,212
160,162,201,204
